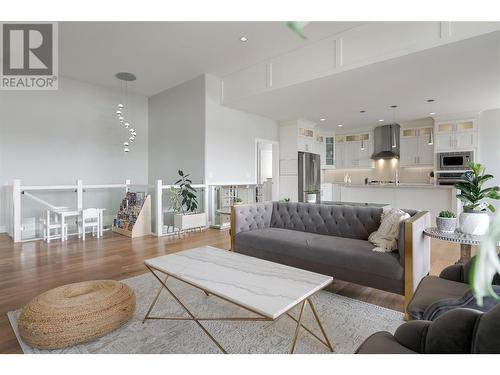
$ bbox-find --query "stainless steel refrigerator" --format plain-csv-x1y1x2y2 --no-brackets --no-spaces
298,151,321,203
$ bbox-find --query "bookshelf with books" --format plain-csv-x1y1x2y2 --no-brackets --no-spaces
112,191,151,238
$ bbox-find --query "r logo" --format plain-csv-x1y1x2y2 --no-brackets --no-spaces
2,23,53,75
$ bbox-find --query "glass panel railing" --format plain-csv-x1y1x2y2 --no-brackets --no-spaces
21,189,76,241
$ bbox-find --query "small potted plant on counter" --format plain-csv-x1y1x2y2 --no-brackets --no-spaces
455,162,500,235
233,197,243,205
436,210,457,233
172,170,206,233
304,186,319,203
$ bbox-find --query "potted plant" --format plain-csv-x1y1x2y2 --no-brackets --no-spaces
454,162,500,235
172,170,206,232
436,210,457,233
304,186,319,203
233,197,243,205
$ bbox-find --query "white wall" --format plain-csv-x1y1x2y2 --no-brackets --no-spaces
148,75,206,185
0,77,149,232
205,74,278,185
478,108,500,211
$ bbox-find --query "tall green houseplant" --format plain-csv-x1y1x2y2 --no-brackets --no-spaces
174,170,199,214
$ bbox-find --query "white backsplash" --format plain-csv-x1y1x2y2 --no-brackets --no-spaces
322,160,433,184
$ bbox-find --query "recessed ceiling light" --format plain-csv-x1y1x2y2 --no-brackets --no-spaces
378,119,384,122
239,36,248,42
337,124,343,127
429,112,436,115
319,118,326,122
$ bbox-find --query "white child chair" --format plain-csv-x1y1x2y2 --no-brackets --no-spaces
42,210,67,243
78,208,100,240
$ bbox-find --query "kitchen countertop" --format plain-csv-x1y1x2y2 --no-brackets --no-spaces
333,183,455,189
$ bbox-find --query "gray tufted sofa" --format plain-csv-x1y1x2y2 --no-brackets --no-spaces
230,202,431,317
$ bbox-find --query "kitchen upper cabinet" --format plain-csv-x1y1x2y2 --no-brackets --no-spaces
417,129,434,165
435,120,477,151
320,135,335,169
335,138,345,169
297,126,315,153
400,127,434,166
334,133,372,169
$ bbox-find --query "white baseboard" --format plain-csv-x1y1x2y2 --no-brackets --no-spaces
0,226,6,234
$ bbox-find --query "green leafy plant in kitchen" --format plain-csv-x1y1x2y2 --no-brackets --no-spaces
233,197,243,204
454,162,500,212
283,198,291,202
304,185,320,194
174,170,198,214
438,210,456,218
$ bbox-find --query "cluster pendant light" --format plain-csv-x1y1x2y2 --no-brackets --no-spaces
115,72,137,153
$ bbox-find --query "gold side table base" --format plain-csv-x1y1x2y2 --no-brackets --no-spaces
143,265,334,354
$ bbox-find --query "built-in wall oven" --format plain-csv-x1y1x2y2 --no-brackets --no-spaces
438,151,474,170
436,172,466,186
436,151,474,185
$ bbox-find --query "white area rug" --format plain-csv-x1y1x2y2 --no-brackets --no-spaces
8,273,404,354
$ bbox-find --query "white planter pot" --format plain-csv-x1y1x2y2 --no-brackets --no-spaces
306,193,317,203
436,217,457,233
174,213,207,231
459,212,490,235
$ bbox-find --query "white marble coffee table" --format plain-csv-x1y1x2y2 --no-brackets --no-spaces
143,246,334,353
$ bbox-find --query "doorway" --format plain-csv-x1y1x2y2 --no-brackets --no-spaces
256,139,279,201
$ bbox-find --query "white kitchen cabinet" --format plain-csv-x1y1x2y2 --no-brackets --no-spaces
435,119,477,151
335,137,345,169
297,136,315,152
335,133,372,169
400,127,434,166
417,132,434,165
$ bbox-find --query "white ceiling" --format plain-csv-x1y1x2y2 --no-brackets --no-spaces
226,31,500,129
59,21,365,96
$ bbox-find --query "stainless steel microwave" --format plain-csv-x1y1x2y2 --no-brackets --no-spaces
438,151,474,170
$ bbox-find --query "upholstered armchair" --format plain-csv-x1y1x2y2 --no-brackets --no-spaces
356,304,500,354
407,255,500,321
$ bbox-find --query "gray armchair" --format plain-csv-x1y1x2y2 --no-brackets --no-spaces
407,255,500,321
356,304,500,354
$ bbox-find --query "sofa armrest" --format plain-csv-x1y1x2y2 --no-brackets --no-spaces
230,202,273,250
403,211,431,320
394,320,431,353
423,285,500,321
439,263,465,282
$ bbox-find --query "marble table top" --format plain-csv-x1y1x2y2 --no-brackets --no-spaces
145,246,333,319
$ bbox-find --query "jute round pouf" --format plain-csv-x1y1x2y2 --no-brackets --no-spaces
18,280,136,349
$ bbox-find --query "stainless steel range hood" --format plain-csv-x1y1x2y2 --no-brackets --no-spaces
371,124,400,160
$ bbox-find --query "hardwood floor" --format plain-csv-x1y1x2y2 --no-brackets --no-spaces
0,229,472,353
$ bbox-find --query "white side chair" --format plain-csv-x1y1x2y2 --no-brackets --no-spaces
42,210,67,243
78,208,100,240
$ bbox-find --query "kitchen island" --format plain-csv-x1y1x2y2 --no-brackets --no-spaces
335,183,458,224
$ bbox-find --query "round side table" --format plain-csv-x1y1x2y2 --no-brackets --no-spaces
423,227,483,264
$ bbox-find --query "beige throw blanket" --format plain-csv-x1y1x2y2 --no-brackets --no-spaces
369,208,410,253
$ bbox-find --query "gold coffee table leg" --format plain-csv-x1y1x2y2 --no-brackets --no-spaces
289,300,308,353
142,275,168,323
307,297,334,352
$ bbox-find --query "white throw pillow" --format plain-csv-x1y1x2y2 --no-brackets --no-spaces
369,208,410,253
